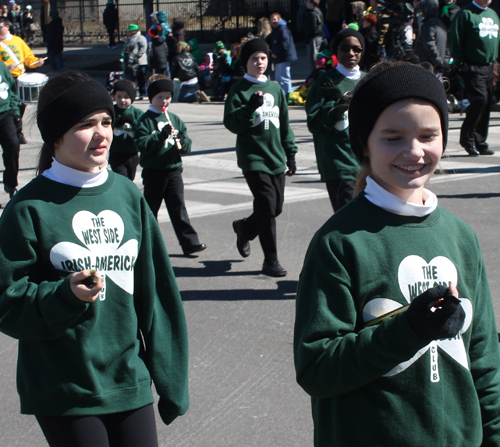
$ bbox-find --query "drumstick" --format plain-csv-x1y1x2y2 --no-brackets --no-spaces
14,56,47,68
162,106,182,150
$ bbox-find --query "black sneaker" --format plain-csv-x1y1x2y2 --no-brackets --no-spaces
4,185,17,198
18,132,27,144
233,219,250,258
462,144,479,156
183,243,207,256
262,259,287,277
477,144,494,155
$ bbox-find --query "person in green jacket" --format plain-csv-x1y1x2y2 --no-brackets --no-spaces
109,79,143,180
0,71,189,447
294,62,500,446
306,28,365,212
135,74,206,256
224,38,298,277
448,0,500,156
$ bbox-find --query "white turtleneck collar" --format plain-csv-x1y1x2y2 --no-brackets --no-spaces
364,176,438,217
244,73,268,84
336,63,361,80
0,32,13,41
42,157,109,188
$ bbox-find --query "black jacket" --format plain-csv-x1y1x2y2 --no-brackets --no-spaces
149,35,168,70
103,4,118,32
170,51,199,82
46,17,64,52
304,8,324,44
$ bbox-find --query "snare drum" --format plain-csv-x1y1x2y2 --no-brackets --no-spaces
17,72,48,104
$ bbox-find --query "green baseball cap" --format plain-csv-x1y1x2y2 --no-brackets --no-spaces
127,24,139,31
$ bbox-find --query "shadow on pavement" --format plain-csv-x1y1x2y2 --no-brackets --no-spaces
438,192,500,199
180,279,298,301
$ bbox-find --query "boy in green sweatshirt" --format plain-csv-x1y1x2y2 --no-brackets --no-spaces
135,74,206,256
224,38,297,277
109,79,143,180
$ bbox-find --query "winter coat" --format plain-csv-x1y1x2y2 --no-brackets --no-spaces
149,35,168,71
155,11,172,39
416,0,448,68
167,19,186,63
124,32,148,68
103,4,118,32
270,19,297,64
170,50,199,82
304,8,324,44
46,17,64,53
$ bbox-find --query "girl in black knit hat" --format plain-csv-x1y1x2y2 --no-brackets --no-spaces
294,62,500,446
0,70,189,446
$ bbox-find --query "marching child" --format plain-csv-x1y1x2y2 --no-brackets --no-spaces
110,79,143,180
294,62,500,446
224,38,297,277
135,74,207,256
0,71,189,446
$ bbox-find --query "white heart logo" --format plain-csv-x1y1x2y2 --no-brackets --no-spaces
50,210,138,297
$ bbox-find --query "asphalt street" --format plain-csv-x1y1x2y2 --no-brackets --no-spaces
1,50,500,446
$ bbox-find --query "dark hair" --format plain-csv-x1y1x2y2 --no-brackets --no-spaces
36,71,93,175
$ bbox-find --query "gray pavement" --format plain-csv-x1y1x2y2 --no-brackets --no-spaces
2,46,500,446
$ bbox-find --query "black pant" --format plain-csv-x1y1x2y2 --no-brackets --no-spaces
142,167,200,250
241,171,285,262
108,29,116,47
326,179,354,212
108,152,139,181
36,404,158,447
460,64,493,149
0,109,20,189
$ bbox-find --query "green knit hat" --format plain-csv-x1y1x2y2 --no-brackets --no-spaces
127,24,139,31
214,41,225,51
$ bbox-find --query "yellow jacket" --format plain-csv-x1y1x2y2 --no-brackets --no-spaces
0,34,39,78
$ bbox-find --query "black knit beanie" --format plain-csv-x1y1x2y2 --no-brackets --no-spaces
37,80,114,147
240,38,269,71
112,80,137,103
331,28,365,59
348,63,448,165
147,79,175,102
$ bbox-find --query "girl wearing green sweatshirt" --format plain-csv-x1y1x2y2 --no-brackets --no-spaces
0,71,189,447
294,63,500,446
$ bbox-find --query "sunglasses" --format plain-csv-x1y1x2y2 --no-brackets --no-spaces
339,45,363,54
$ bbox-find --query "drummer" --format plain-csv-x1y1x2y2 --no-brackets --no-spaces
0,16,44,145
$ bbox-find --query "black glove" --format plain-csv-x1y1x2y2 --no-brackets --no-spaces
158,398,178,426
248,92,264,111
286,155,296,176
114,116,125,128
120,114,135,125
160,124,172,139
177,132,186,147
406,285,465,341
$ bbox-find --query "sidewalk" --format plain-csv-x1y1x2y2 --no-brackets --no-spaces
32,42,311,86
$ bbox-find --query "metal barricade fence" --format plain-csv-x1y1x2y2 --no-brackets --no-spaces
20,0,300,45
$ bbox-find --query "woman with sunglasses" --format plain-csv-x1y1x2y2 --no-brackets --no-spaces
306,29,365,212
